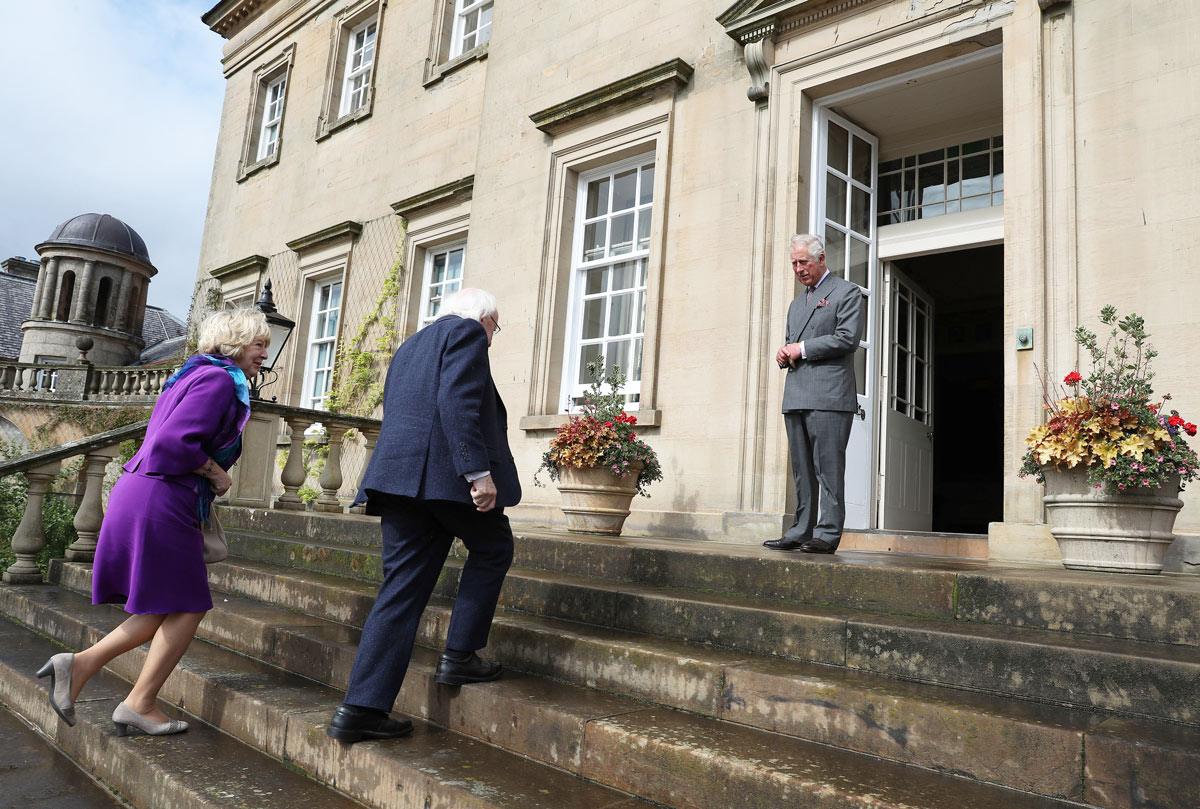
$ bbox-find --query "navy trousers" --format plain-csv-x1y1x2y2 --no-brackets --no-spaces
343,496,514,713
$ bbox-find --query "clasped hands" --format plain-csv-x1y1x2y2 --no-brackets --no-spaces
775,343,803,369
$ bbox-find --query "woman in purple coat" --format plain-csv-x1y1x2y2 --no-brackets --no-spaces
36,309,270,736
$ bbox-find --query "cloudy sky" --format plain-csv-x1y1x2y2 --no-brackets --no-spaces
0,0,224,320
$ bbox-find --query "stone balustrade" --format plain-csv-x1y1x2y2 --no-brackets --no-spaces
0,359,173,404
0,400,382,584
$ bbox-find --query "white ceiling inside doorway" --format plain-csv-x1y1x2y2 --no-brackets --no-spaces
831,55,1003,162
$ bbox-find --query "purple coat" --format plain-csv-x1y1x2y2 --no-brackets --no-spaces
92,364,241,614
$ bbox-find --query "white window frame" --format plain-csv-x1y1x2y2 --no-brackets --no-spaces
419,242,466,326
559,154,655,412
256,74,287,161
450,0,492,59
339,18,377,118
303,278,344,410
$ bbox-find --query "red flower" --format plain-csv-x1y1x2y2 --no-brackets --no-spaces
1169,415,1185,427
1064,371,1082,385
629,432,637,441
1186,423,1198,437
604,421,613,428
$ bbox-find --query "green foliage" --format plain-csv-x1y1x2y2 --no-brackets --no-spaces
298,484,321,506
23,404,149,451
325,230,406,417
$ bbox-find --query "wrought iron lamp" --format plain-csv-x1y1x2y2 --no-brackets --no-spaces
250,278,295,400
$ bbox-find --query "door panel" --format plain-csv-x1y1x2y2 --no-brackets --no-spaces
811,108,878,529
882,266,935,531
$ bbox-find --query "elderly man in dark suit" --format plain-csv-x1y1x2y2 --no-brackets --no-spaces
327,287,520,743
765,234,864,555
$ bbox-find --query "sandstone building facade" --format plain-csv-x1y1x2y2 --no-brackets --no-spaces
193,0,1199,557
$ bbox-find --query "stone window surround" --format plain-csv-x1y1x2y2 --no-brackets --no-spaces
398,215,471,340
519,111,680,433
418,240,467,327
316,0,387,142
237,43,296,182
448,0,492,59
282,221,361,407
209,254,268,308
302,274,344,410
423,0,489,87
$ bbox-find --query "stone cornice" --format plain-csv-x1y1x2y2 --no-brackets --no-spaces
202,0,277,39
285,221,363,253
209,254,269,280
529,58,694,135
390,176,475,220
718,0,879,44
1038,0,1071,10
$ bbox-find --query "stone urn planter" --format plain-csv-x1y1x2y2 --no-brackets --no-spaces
556,463,643,536
1043,467,1183,574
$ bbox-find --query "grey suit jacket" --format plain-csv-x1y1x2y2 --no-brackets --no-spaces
782,273,864,413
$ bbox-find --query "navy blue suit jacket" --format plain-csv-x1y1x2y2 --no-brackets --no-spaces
358,315,521,512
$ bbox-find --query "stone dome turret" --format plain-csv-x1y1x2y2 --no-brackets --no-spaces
39,213,151,265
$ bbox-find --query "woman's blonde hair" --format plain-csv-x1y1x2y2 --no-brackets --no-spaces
196,308,271,359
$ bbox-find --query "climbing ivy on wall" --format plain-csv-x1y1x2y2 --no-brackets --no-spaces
325,228,407,418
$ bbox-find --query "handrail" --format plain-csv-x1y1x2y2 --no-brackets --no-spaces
253,399,382,431
0,421,150,478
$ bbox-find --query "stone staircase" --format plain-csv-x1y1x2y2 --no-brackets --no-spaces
2,507,1199,808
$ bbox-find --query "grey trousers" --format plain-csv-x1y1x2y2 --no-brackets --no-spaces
783,409,854,545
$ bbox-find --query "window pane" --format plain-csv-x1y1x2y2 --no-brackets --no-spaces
992,150,1004,192
432,253,447,284
606,339,631,377
824,226,846,277
447,248,464,279
946,160,960,201
894,347,909,401
639,164,654,205
611,261,637,290
879,158,901,174
578,344,602,384
585,267,606,294
582,299,604,339
855,346,867,396
637,209,651,251
612,169,637,211
918,148,944,165
919,164,944,206
961,194,990,211
878,173,900,215
631,337,643,382
319,284,331,309
464,9,479,34
610,212,635,255
586,178,609,218
825,174,847,226
827,122,849,174
583,222,606,261
914,360,926,410
636,290,646,333
609,293,634,337
915,309,928,361
848,237,869,288
896,296,910,349
326,308,339,336
962,138,989,154
850,186,871,236
851,136,872,185
961,154,990,197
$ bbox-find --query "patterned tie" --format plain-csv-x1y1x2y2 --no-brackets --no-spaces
806,285,816,304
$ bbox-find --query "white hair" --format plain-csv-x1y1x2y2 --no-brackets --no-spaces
195,308,270,359
440,287,498,323
790,234,825,259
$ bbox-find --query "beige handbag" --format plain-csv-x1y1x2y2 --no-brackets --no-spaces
201,510,228,564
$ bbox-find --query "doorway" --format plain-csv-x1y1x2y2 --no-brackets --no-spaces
881,245,1003,534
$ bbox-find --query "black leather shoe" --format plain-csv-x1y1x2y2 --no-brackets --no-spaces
763,537,806,551
799,539,837,554
326,705,413,744
435,652,502,686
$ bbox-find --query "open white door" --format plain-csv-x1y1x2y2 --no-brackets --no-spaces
811,108,878,530
881,266,935,531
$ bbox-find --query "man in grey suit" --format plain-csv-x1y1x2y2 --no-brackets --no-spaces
764,234,864,554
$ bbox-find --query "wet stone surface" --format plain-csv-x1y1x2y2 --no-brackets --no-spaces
0,703,124,809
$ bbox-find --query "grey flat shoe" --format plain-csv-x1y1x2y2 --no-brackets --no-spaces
112,702,188,737
35,652,76,726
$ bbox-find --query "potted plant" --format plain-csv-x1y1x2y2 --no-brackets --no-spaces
1020,306,1198,573
535,362,662,535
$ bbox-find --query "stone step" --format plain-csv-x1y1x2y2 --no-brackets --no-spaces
2,582,1085,809
0,616,364,809
219,508,1200,648
217,530,1200,725
0,585,648,809
55,557,1200,809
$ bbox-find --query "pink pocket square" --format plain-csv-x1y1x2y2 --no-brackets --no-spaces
817,298,830,308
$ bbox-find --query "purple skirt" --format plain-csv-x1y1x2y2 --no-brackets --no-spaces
91,472,212,615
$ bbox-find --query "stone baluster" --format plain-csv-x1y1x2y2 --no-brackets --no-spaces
349,427,380,514
2,462,63,584
123,371,136,396
274,416,313,510
315,423,345,513
65,450,118,562
0,364,13,391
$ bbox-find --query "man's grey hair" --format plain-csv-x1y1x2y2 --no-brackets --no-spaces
441,287,498,323
790,234,825,259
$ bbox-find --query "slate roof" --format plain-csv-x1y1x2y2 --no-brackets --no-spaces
0,270,187,361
